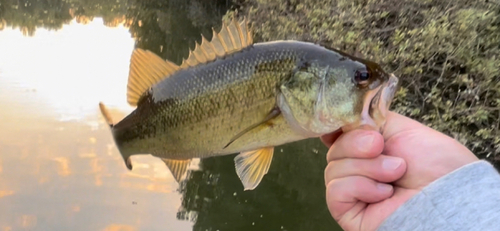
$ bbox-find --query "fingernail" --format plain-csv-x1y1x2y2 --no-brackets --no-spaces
383,158,402,170
377,183,393,192
356,133,374,152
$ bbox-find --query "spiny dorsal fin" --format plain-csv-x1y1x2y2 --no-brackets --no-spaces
161,158,191,183
127,49,180,106
180,17,253,69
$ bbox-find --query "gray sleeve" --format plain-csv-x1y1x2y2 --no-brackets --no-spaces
377,160,500,231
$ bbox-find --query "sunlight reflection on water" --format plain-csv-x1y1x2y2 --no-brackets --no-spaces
0,17,194,230
0,18,135,123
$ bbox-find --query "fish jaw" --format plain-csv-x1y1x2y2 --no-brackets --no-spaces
342,73,399,132
370,73,399,130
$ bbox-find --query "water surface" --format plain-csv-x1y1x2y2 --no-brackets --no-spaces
0,1,343,230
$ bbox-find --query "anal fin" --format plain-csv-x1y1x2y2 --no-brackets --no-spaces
161,159,191,183
234,147,274,191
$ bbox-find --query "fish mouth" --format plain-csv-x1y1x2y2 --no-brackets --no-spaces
343,74,399,132
368,74,399,130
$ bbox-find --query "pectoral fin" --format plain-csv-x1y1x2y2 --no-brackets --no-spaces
224,107,281,149
234,147,274,191
161,159,191,182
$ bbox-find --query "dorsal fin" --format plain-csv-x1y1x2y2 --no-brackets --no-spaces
127,49,180,106
180,17,253,68
126,17,253,106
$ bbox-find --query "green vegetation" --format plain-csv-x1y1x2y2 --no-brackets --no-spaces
229,0,500,163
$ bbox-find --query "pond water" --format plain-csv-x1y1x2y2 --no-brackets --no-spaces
0,1,342,230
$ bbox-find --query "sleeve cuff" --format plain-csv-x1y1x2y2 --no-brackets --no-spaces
378,160,500,231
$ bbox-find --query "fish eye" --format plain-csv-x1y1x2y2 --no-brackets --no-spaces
354,70,371,85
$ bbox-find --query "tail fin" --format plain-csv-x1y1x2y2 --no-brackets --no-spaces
98,102,133,170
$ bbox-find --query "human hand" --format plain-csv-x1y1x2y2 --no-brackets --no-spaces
322,111,479,231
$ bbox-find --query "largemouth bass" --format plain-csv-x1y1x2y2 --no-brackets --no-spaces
99,17,399,190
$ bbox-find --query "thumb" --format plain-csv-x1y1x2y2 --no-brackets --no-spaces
381,111,478,183
381,111,426,140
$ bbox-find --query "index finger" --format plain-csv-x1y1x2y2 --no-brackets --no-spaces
326,129,384,162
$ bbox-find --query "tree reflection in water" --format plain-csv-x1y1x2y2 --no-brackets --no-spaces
176,138,342,231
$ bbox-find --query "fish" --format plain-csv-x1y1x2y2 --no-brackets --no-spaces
99,17,399,191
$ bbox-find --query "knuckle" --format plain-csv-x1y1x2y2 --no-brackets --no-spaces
324,161,342,183
326,178,344,197
327,147,344,161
